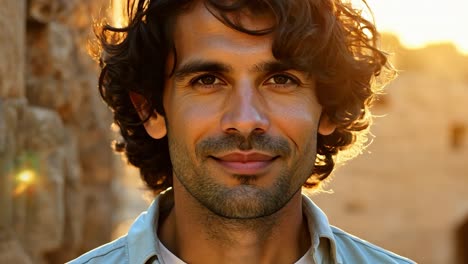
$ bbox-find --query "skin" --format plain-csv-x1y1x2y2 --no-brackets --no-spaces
132,2,336,263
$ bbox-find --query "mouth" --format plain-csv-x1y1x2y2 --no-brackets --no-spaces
210,152,279,175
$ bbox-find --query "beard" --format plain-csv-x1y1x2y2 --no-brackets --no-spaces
168,131,317,220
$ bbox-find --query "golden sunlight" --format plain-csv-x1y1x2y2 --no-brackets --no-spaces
365,0,468,54
112,0,126,27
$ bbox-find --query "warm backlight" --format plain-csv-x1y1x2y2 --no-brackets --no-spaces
366,0,468,54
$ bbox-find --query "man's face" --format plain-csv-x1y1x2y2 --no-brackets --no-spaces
159,3,324,219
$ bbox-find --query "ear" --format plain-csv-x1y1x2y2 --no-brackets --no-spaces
318,113,336,136
129,91,167,139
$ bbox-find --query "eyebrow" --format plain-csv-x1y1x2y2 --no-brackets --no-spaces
173,60,232,80
172,59,306,81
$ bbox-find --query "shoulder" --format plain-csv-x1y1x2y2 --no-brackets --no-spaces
330,226,416,264
66,236,129,264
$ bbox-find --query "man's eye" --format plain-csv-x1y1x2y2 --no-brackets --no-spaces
265,74,298,86
273,75,289,84
194,75,220,85
188,74,227,92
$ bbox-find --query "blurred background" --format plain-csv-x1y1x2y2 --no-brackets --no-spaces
0,0,466,263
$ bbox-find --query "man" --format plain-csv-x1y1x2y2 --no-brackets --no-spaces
70,0,414,263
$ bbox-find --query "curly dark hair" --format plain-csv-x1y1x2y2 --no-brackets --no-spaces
93,0,394,193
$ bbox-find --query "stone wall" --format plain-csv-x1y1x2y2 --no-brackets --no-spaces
0,0,119,263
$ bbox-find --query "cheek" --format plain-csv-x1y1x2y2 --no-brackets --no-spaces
268,96,322,151
165,94,224,146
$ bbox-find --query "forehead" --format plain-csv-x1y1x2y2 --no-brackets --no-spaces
172,2,274,62
175,1,274,34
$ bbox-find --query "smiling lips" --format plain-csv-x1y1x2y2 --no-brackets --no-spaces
212,152,277,175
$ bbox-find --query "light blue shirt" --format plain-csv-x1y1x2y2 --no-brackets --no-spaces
68,189,415,264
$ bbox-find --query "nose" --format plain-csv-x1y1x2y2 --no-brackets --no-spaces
220,82,270,136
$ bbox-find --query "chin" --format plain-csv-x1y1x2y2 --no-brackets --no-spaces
197,183,293,219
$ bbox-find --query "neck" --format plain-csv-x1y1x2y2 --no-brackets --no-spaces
158,182,311,264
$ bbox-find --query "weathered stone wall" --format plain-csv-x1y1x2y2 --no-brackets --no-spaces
0,0,119,263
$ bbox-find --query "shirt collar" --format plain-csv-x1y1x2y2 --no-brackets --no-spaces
302,194,342,264
127,188,174,264
126,190,341,264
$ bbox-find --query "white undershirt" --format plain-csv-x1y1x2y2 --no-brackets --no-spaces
295,247,314,264
157,239,314,264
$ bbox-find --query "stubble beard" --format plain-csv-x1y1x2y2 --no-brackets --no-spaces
168,132,316,221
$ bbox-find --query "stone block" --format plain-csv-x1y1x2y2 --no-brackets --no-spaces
79,137,115,185
79,188,114,253
62,127,84,248
24,149,65,253
7,106,66,257
0,99,27,230
25,21,101,124
17,106,65,152
0,231,33,264
26,22,74,110
38,128,85,264
28,0,78,24
0,0,26,98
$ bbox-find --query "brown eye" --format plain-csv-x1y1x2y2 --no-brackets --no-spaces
273,75,289,84
199,75,216,85
191,74,225,90
264,73,300,91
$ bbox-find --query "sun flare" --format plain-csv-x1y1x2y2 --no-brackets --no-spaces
17,169,36,184
13,169,37,196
